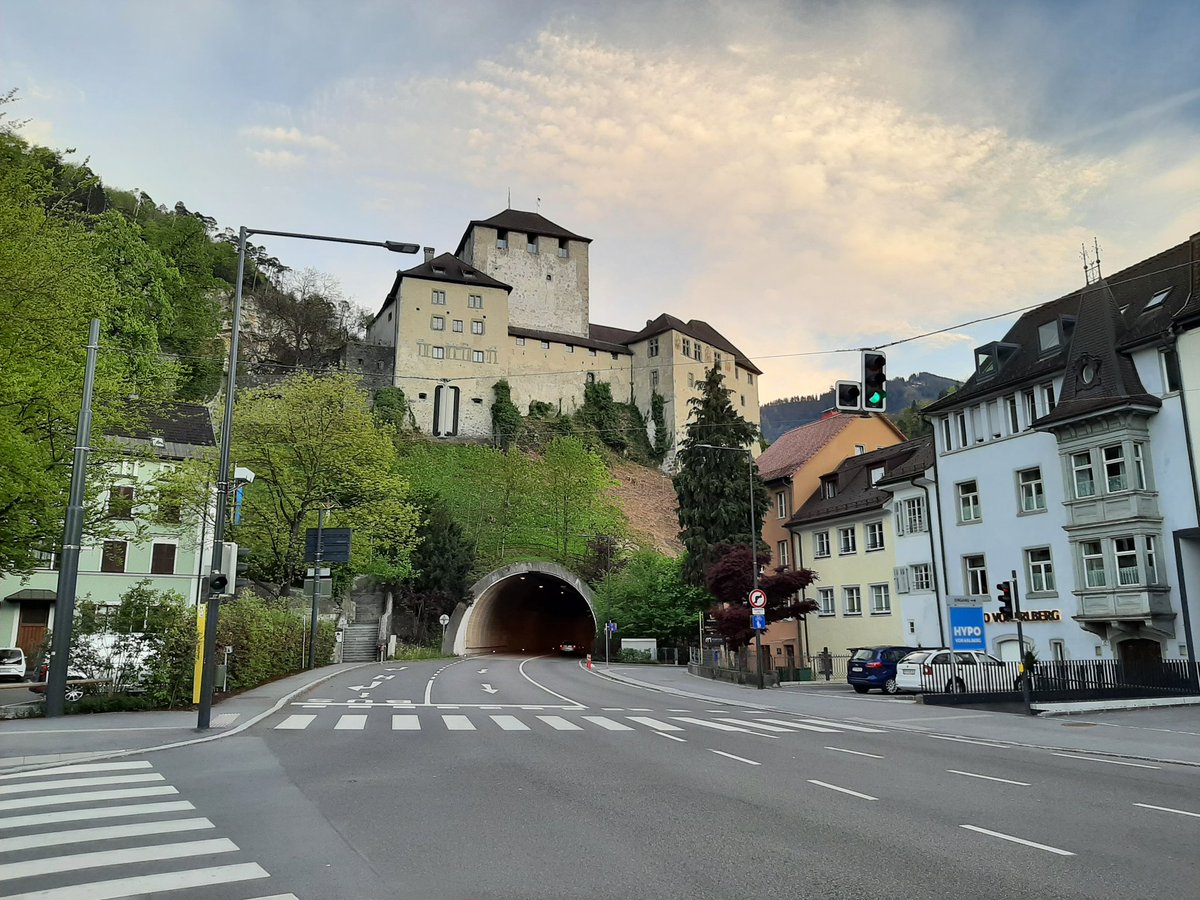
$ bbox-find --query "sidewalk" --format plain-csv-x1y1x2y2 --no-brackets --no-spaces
594,664,1200,767
0,662,370,773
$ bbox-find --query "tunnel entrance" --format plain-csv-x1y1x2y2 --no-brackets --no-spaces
447,562,597,656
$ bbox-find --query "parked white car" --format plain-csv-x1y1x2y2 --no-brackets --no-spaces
0,647,27,682
895,649,1007,693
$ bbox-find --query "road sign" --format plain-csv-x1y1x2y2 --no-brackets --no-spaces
751,613,766,630
305,527,352,563
438,614,450,626
749,589,767,609
607,621,617,633
949,606,986,651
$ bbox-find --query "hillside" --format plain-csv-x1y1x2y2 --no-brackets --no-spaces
760,371,959,442
608,461,683,556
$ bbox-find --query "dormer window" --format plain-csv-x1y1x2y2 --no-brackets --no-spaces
870,465,885,485
496,230,508,250
820,476,837,500
1144,287,1171,311
974,342,1020,381
1037,316,1075,355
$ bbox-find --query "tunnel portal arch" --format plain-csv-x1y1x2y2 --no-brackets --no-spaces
445,562,597,656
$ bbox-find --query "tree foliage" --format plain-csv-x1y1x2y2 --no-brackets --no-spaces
592,551,711,647
490,379,522,451
703,544,819,650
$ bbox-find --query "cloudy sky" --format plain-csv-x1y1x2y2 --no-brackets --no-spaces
5,0,1199,402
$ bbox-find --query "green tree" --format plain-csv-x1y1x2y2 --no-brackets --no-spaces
395,497,477,643
673,366,766,584
490,379,521,451
593,551,711,646
535,436,621,559
891,401,933,440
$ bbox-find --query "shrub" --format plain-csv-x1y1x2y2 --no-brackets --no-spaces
618,648,654,664
215,592,335,692
392,643,451,660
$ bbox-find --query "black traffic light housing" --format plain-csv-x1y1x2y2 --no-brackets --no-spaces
209,571,228,596
997,581,1013,618
862,351,887,411
835,380,862,411
234,546,252,594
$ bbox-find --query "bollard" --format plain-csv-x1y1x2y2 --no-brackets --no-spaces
586,654,592,670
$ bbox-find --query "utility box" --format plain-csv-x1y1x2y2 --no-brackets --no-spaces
622,638,658,662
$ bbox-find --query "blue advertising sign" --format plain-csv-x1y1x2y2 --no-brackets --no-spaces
751,613,766,631
949,606,986,652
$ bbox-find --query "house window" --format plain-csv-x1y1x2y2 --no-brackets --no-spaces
1073,451,1096,498
903,497,926,533
431,346,445,359
843,586,862,616
527,235,538,254
558,238,569,258
818,588,835,616
472,350,485,363
854,444,865,456
1103,444,1127,492
1133,443,1147,489
865,521,884,551
1115,537,1139,586
33,549,60,570
682,338,691,358
431,316,445,331
1023,390,1037,428
820,478,836,500
468,294,483,309
565,344,574,353
611,352,619,360
158,499,181,525
777,540,789,569
1146,535,1159,584
694,343,702,361
585,371,596,384
1043,383,1056,412
714,352,723,368
648,338,659,357
940,418,952,452
1082,540,1106,588
838,526,856,555
540,340,550,349
432,290,446,305
747,372,754,384
956,413,968,447
1038,320,1061,353
101,540,128,573
1145,287,1171,309
108,486,134,520
870,584,891,614
1027,547,1055,593
870,466,884,485
471,320,485,335
1162,348,1182,392
496,230,508,249
515,337,525,346
451,319,464,333
814,531,830,558
150,543,176,575
1018,468,1045,513
1006,395,1019,434
650,370,659,391
957,480,981,523
911,563,932,591
776,492,788,519
965,555,988,596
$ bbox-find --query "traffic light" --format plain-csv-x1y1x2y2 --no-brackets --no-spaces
835,380,862,411
208,571,228,596
234,546,252,594
862,351,887,411
996,581,1013,618
211,542,238,597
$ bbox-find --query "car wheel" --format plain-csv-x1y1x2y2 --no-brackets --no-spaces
65,687,85,702
883,677,901,695
945,678,966,693
852,684,870,694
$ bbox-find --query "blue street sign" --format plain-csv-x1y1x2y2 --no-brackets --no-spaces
607,622,617,633
949,606,986,651
751,613,766,631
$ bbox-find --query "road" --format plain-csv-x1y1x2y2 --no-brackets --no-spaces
5,656,1199,899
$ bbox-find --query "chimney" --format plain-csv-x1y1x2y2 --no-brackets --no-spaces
423,247,435,264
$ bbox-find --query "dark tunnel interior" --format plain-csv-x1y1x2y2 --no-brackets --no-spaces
464,571,596,654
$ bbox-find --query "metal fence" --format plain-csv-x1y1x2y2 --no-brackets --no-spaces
921,657,1200,701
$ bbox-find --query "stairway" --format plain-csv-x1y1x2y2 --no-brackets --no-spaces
341,623,380,663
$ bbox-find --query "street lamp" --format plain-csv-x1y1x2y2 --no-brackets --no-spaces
694,442,764,689
196,227,418,730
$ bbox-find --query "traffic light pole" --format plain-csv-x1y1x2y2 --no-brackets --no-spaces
309,507,325,670
1012,570,1034,715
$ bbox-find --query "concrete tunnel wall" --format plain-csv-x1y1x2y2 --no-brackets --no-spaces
445,562,597,656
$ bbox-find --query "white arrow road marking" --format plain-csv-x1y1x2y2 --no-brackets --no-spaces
347,679,385,692
481,684,498,694
478,668,488,674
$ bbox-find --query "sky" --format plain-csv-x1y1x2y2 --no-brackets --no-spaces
4,0,1199,403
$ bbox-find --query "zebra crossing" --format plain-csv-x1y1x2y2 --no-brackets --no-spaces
272,709,888,737
0,760,294,899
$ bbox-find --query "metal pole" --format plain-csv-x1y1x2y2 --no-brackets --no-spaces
1013,569,1033,714
46,319,100,717
749,450,763,690
309,507,325,669
197,228,247,730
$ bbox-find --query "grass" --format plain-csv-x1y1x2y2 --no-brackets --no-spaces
392,644,454,661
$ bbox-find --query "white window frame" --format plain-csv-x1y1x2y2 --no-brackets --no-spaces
957,480,981,523
843,586,862,616
817,588,835,616
776,540,789,569
431,315,445,331
814,531,830,559
903,497,926,534
468,294,483,309
940,418,952,453
471,320,485,335
1073,451,1096,498
956,413,968,448
431,346,445,360
1082,540,1106,588
965,555,988,596
472,350,485,363
648,337,659,357
1146,535,1160,584
1043,382,1056,412
1133,443,1147,490
1026,547,1055,593
1006,395,1019,434
682,338,691,358
911,563,932,592
869,583,891,615
838,526,856,555
452,319,464,333
1115,536,1139,586
1018,467,1046,513
1023,389,1037,428
865,521,884,552
776,492,787,519
1103,444,1128,493
432,289,446,305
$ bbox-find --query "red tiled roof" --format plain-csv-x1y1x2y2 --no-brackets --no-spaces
756,414,856,482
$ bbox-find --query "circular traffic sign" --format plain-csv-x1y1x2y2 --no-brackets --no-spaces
749,589,767,609
438,614,450,626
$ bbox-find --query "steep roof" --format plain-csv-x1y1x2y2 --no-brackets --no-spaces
107,401,216,457
624,313,763,375
755,413,856,482
455,209,591,256
876,435,934,486
786,439,928,526
373,252,511,325
508,325,632,356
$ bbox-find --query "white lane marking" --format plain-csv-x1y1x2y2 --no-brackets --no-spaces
715,718,794,732
601,707,624,711
628,716,683,732
668,709,692,713
669,717,778,738
825,747,884,759
0,837,238,882
1052,752,1160,769
790,717,887,733
742,717,838,734
275,714,316,730
0,817,213,853
538,715,583,731
582,716,634,731
0,761,152,782
1134,802,1200,819
656,732,687,743
334,715,368,731
948,770,1031,786
0,801,194,831
0,773,164,796
518,656,583,706
391,715,421,730
3,862,270,900
481,683,498,694
491,715,530,731
629,708,652,712
246,895,301,900
443,715,475,731
478,668,488,674
0,786,177,812
710,749,760,766
928,734,1009,748
959,824,1074,856
808,780,877,801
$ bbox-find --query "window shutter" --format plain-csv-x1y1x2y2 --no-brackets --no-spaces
894,566,910,594
893,502,905,535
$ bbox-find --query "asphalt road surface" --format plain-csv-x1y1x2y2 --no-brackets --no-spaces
6,656,1199,899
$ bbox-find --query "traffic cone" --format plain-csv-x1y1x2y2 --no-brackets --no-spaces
586,654,592,670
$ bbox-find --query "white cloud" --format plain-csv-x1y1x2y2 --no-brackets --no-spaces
250,148,306,169
241,125,338,152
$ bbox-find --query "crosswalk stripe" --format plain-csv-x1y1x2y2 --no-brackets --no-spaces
0,837,238,882
670,717,760,734
0,817,213,853
628,716,683,732
245,894,301,900
788,717,887,733
582,716,633,731
391,715,421,730
443,715,475,731
0,773,164,796
491,715,530,731
0,762,152,783
537,716,583,731
3,862,270,900
0,786,177,813
334,715,367,730
715,718,795,733
0,801,195,832
749,718,839,733
275,714,316,730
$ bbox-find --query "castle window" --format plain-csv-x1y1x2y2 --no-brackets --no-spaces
432,346,445,360
468,294,483,309
648,338,659,357
431,316,445,331
527,235,538,254
693,343,702,361
515,337,525,346
611,352,619,360
496,230,508,249
714,352,722,368
586,372,596,384
747,372,753,384
452,319,464,333
558,238,569,258
565,344,574,353
432,290,446,306
588,348,596,356
471,320,485,335
682,338,691,357
540,340,550,349
650,370,659,391
472,350,485,363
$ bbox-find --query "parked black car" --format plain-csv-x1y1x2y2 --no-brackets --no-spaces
847,646,921,695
